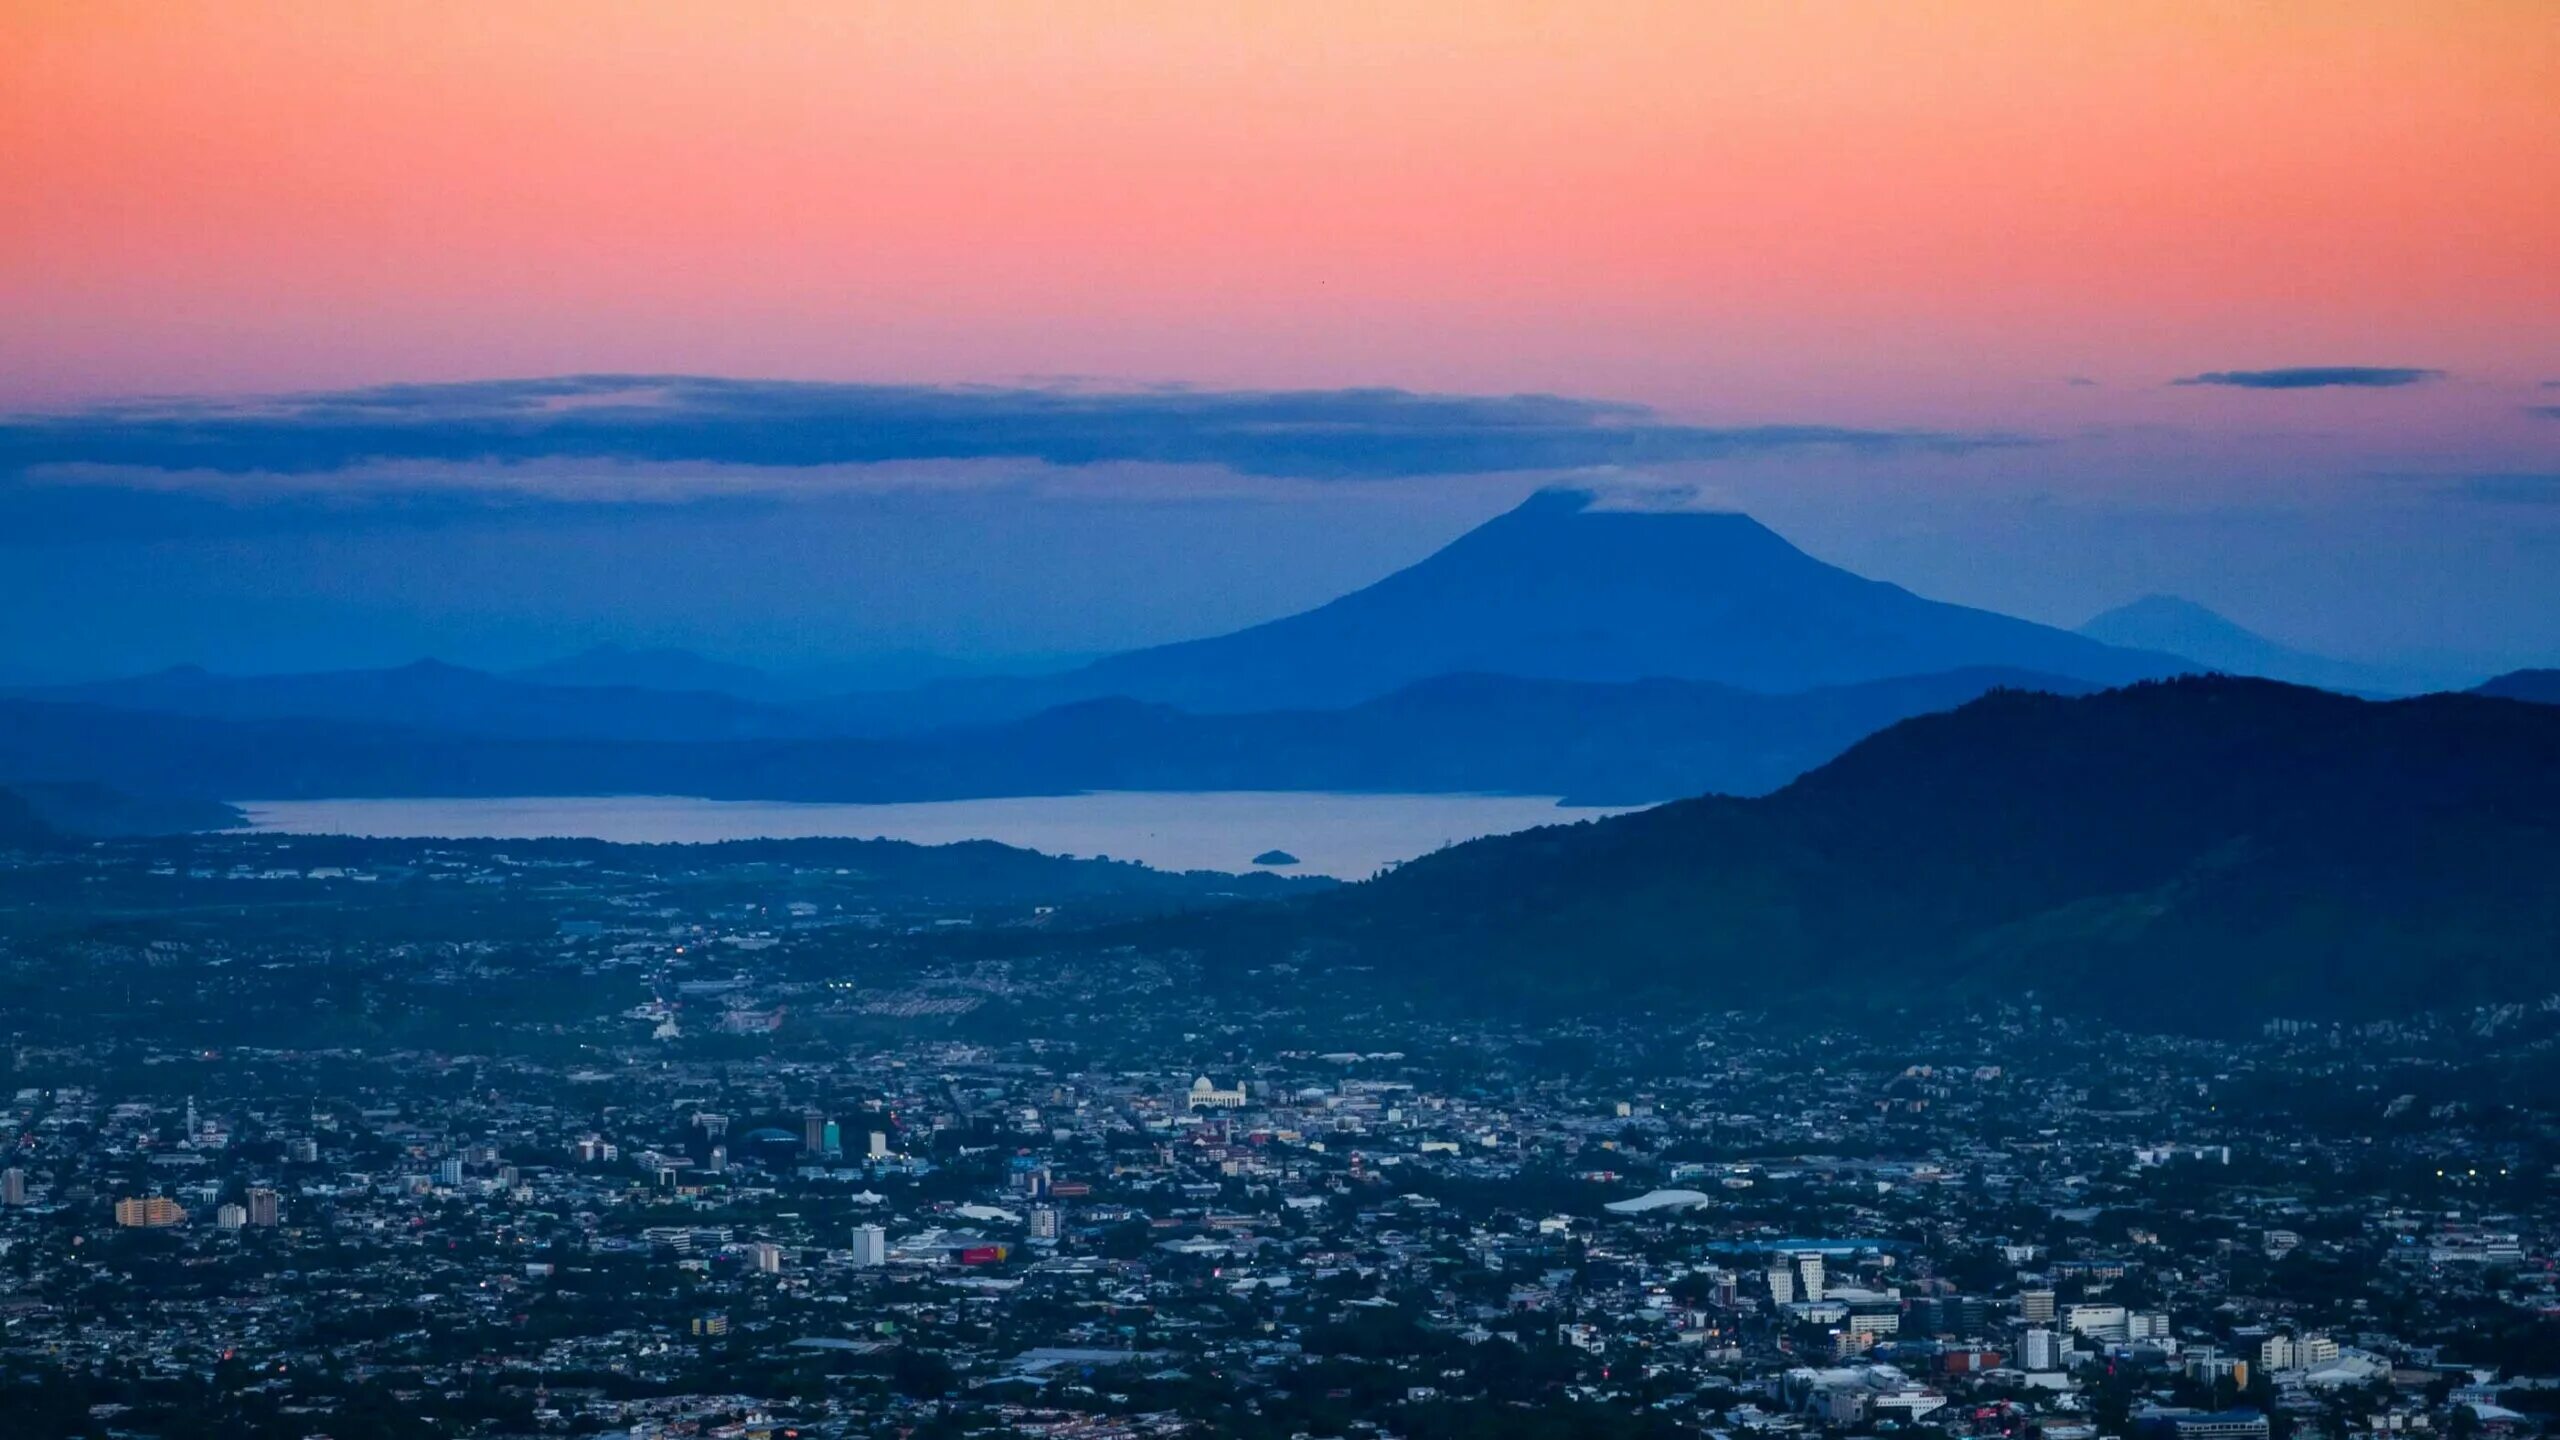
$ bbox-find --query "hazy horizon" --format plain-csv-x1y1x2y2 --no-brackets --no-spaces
5,463,2550,689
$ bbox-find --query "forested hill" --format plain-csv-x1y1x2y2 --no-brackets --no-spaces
1203,677,2560,1030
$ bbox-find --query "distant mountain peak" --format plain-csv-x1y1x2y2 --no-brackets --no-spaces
1474,486,1784,539
1509,482,1759,518
2092,593,2230,624
2077,594,2387,693
2081,594,2264,644
1059,489,2178,710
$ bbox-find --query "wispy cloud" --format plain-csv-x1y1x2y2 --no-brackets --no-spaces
0,375,2022,493
2171,367,2443,390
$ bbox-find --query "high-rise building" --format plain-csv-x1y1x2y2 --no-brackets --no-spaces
246,1187,281,1227
114,1196,187,1228
751,1241,783,1274
0,1167,26,1206
803,1111,826,1154
215,1203,248,1230
821,1120,843,1156
1028,1205,1060,1240
2018,1288,2057,1323
1771,1250,1824,1303
436,1157,464,1188
867,1130,890,1160
2023,1327,2065,1371
1768,1264,1796,1306
851,1223,887,1267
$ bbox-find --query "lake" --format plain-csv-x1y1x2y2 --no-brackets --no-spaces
234,791,1639,880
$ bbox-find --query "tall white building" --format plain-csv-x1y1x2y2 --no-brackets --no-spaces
851,1223,887,1267
1795,1252,1826,1302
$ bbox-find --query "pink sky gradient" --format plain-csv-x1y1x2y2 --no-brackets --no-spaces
5,2,2555,430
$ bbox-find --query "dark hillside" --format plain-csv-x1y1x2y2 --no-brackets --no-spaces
1232,678,2560,1028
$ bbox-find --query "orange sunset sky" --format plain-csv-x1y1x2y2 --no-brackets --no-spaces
4,1,2554,421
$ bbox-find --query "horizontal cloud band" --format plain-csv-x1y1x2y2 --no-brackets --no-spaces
1,375,2019,484
2172,367,2442,390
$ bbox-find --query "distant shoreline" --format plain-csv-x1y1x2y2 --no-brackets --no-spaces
232,790,1639,881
